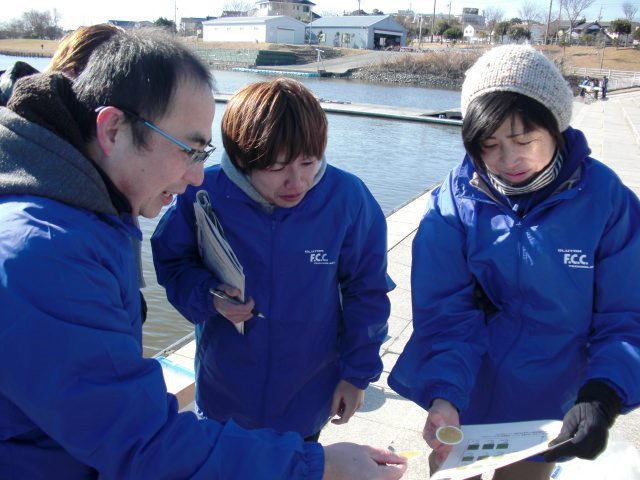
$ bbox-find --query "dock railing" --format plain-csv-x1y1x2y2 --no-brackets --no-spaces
568,67,640,91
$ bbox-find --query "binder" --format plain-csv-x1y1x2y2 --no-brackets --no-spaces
193,190,245,334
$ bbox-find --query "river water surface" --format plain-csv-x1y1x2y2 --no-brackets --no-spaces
1,55,465,355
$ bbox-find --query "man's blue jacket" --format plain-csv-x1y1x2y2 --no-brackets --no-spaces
0,77,323,479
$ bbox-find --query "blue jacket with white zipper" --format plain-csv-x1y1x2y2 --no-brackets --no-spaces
151,159,391,438
389,127,640,423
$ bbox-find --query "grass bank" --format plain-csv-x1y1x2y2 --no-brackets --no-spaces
0,39,59,57
350,44,639,89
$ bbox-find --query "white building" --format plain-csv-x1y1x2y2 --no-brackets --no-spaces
463,24,476,40
309,15,407,49
202,16,306,44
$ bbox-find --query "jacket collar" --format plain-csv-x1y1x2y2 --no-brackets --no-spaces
220,150,327,214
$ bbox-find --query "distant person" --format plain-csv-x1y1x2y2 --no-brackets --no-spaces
602,75,609,99
579,76,595,99
152,78,393,443
389,45,640,479
0,29,406,479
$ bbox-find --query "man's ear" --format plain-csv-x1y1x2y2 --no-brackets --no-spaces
94,106,128,157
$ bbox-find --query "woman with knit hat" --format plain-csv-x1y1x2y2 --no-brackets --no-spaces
388,45,640,479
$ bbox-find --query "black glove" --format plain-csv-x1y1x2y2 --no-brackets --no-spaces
544,381,621,462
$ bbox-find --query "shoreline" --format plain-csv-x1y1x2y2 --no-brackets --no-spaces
349,70,463,90
0,50,52,59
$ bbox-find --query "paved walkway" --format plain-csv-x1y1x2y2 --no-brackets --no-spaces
269,50,396,75
161,90,640,479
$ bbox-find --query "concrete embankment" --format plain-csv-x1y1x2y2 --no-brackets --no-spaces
349,70,463,89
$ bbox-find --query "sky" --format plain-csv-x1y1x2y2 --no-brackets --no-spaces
3,0,636,30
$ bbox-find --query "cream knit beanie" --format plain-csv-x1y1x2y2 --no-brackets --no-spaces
461,45,573,132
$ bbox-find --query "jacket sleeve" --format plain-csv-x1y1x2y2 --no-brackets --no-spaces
0,218,323,480
336,184,391,389
586,181,640,412
151,187,219,324
388,178,489,412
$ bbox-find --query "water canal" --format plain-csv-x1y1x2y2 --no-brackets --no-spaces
1,55,465,355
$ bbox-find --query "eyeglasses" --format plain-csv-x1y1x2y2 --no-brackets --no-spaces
98,106,216,165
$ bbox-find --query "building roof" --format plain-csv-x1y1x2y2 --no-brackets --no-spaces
203,15,305,26
309,15,394,28
107,20,154,28
256,0,316,5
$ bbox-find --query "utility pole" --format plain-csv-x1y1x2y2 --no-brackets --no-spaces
431,0,437,42
418,16,423,49
544,0,553,45
448,1,451,24
556,0,563,45
358,0,361,14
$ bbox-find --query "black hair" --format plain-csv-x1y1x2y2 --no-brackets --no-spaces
462,92,564,166
73,28,213,148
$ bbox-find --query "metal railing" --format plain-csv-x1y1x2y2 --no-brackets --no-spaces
568,67,640,91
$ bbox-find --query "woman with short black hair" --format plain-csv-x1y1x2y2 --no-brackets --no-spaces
389,45,640,479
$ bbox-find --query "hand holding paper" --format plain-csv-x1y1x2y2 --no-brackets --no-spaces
544,402,610,461
194,190,246,334
430,419,564,480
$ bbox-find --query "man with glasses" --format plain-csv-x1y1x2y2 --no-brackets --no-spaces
0,29,406,480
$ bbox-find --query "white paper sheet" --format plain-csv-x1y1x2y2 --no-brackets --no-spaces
431,419,563,480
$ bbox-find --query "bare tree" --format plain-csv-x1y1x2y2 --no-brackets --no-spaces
519,0,545,23
223,0,254,15
622,1,638,21
563,0,596,44
484,6,505,43
20,10,62,39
